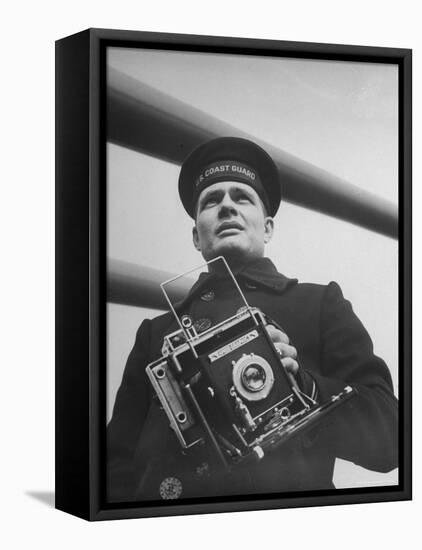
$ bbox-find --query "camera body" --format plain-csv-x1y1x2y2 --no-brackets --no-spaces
146,304,354,469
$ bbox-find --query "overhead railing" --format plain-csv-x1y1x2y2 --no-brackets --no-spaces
108,67,398,239
106,68,399,310
108,259,191,310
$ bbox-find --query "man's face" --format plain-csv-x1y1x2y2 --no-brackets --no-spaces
192,181,274,263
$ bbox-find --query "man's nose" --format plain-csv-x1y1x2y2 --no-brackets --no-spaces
218,194,237,217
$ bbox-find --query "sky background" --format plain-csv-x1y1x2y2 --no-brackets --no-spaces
106,46,398,489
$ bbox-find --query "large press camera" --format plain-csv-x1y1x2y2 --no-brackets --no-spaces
146,257,355,471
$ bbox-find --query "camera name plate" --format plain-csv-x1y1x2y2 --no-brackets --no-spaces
208,329,259,363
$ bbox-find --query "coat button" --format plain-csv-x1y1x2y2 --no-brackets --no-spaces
195,462,210,478
200,290,215,302
159,477,183,499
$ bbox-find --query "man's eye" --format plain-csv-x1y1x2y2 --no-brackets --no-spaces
203,197,218,208
237,194,252,203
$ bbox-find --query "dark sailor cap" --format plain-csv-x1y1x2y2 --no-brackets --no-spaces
178,137,281,218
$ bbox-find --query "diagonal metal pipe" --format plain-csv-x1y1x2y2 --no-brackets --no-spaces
107,259,191,310
107,67,398,240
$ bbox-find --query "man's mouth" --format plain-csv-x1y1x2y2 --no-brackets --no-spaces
216,221,244,235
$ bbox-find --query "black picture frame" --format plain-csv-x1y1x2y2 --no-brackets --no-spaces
55,28,412,521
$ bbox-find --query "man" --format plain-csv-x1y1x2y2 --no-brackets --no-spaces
107,137,398,502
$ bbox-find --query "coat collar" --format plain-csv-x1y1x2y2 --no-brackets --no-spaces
176,257,297,311
237,257,298,292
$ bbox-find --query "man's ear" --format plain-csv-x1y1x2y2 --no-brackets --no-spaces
263,217,274,244
192,225,201,251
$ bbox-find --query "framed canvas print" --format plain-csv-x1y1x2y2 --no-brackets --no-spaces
55,28,412,521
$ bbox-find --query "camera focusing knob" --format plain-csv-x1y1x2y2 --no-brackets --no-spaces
181,315,193,329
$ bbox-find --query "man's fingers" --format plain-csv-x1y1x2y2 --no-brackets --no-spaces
266,324,289,344
274,342,297,359
267,325,300,376
281,357,299,376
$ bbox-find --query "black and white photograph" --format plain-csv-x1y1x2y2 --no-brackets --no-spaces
105,42,403,507
4,0,420,545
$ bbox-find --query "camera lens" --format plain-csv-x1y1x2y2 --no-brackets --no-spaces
233,354,274,401
242,364,266,392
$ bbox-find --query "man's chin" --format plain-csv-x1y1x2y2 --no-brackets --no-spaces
206,244,251,264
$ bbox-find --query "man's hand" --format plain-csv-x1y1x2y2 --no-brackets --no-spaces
266,324,299,376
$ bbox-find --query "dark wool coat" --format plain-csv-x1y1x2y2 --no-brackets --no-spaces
107,258,398,502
